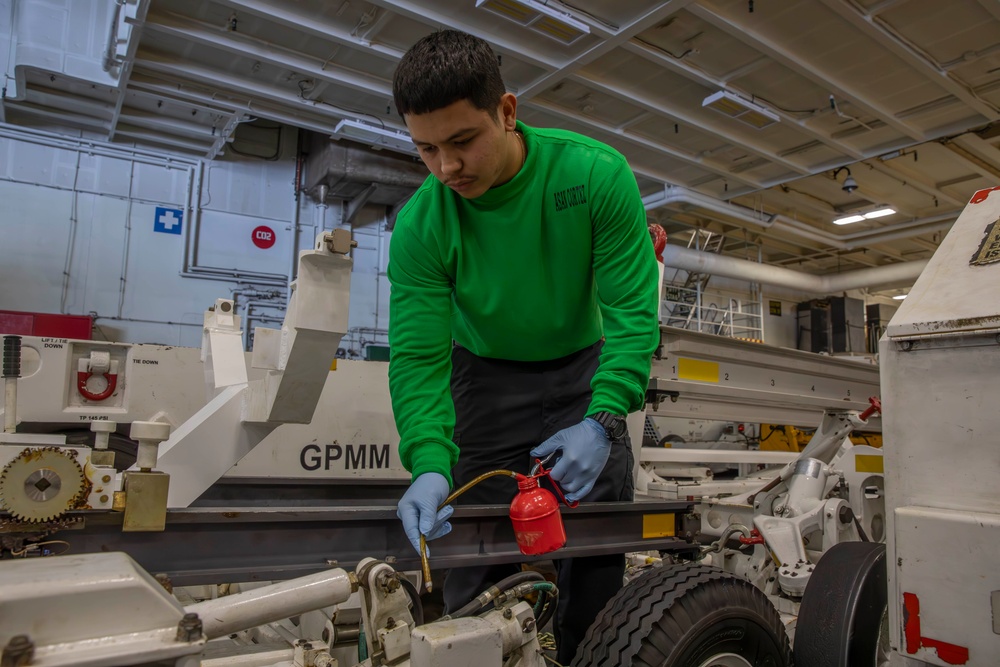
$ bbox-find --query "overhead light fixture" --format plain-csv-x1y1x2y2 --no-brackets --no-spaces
833,166,858,193
476,0,590,45
701,91,780,129
893,294,907,300
833,207,896,225
332,119,417,156
864,207,896,219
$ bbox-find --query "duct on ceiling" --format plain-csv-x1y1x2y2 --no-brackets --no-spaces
302,132,428,209
646,185,938,293
662,244,926,294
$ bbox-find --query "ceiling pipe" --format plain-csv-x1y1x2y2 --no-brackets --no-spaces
643,185,956,250
662,244,927,294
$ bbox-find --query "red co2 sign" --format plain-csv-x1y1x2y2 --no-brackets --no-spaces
252,225,276,249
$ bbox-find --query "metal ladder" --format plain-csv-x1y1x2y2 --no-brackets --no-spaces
664,230,725,329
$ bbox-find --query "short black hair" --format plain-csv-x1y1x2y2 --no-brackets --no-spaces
393,30,506,117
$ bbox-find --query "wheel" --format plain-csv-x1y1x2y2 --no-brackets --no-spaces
60,429,138,471
572,563,792,667
793,541,888,667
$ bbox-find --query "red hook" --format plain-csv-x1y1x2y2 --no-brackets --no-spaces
77,371,118,402
739,528,765,545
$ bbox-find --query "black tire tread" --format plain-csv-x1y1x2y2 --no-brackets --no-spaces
572,563,792,667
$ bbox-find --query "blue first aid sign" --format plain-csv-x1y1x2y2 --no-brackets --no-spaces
154,207,183,235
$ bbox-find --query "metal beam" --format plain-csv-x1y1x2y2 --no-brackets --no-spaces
108,0,152,141
211,0,404,62
569,74,811,176
364,0,560,71
688,3,924,141
127,85,234,118
864,158,965,208
128,76,343,138
52,501,695,586
118,109,220,138
818,0,1000,121
620,40,865,161
530,98,766,190
131,57,364,133
144,12,393,98
517,0,695,100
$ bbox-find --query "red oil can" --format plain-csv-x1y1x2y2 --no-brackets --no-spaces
509,463,578,556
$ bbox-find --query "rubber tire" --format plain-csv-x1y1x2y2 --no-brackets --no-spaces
572,563,792,667
793,541,887,667
60,429,138,471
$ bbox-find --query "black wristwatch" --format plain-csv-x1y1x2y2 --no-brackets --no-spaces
590,411,627,440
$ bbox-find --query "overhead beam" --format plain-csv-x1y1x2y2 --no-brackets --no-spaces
864,158,965,208
109,0,152,141
363,0,559,71
570,74,810,176
688,3,924,141
129,65,343,136
621,41,865,161
211,0,404,62
818,0,1000,121
530,98,765,189
144,12,393,98
517,0,695,100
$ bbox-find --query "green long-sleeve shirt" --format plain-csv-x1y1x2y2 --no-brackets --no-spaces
388,121,659,484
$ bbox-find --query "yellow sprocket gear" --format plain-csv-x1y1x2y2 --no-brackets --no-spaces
0,448,86,522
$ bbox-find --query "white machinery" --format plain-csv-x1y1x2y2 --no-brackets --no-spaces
17,183,1000,665
793,184,1000,666
0,551,549,667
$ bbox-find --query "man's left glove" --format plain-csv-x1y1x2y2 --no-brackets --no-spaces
530,418,611,503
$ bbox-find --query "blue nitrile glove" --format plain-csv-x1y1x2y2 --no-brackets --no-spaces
396,472,453,555
530,418,611,503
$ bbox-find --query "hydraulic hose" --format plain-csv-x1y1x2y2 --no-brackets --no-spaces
441,570,548,621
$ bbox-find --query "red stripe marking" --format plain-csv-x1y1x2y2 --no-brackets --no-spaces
902,592,970,665
903,592,922,655
922,638,970,665
970,186,1000,204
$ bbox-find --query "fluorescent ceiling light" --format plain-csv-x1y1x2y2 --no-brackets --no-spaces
893,294,907,300
833,214,866,225
332,119,417,156
476,0,590,44
833,208,897,225
702,91,780,129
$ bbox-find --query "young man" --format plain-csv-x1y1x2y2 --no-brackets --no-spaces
388,30,659,663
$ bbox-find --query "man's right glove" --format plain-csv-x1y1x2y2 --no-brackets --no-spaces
396,472,453,555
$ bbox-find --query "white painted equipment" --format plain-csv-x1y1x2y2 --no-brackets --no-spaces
0,551,548,667
878,185,1000,666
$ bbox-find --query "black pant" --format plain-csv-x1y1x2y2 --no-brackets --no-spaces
444,341,635,665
